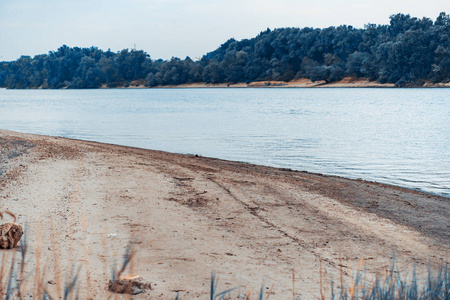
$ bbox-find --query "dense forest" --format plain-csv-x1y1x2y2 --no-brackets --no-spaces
0,12,449,88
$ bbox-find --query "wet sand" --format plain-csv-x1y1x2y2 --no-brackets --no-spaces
0,129,448,298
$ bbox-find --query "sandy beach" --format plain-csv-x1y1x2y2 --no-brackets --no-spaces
139,77,397,89
144,77,450,89
0,129,448,298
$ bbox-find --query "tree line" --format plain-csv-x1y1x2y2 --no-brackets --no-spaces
0,12,448,89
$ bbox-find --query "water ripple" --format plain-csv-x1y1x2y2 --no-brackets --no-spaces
0,88,449,197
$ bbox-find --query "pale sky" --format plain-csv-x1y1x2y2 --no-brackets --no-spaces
0,0,448,61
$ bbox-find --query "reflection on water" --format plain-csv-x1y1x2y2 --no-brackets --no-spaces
0,88,449,197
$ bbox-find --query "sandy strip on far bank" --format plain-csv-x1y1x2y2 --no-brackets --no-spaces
127,77,450,88
0,129,448,299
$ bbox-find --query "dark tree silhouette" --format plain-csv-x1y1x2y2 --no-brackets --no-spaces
0,12,448,89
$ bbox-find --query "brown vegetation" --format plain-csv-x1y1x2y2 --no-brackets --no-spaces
0,211,23,249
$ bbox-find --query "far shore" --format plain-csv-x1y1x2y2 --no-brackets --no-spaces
118,77,450,89
4,77,449,90
153,77,397,88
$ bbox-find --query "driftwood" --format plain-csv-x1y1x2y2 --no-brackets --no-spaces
108,274,152,295
0,211,23,249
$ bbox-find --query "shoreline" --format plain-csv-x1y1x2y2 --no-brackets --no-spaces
0,129,449,298
104,77,450,89
3,77,450,90
153,77,398,89
4,130,448,199
3,129,448,199
25,132,450,199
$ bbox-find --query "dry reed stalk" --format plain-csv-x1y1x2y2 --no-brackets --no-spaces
265,284,274,300
33,224,43,299
0,252,7,298
50,219,62,297
349,269,355,298
126,241,135,300
358,257,365,271
5,247,17,299
292,266,295,300
130,248,135,276
319,259,324,300
357,256,366,291
112,249,119,300
245,289,252,299
348,257,365,299
365,272,379,297
18,237,28,299
102,232,109,278
116,246,135,280
81,212,92,299
102,233,117,299
38,260,49,299
67,168,82,285
339,250,344,295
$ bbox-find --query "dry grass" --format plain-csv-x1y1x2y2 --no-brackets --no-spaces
0,224,447,299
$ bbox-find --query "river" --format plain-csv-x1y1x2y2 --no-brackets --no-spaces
0,88,448,197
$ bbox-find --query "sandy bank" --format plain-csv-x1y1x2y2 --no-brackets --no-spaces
0,130,448,298
152,77,396,89
12,77,449,89
152,77,449,89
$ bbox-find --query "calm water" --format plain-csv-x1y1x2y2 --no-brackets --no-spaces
0,88,449,197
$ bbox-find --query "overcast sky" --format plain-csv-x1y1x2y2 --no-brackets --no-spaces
0,0,448,61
